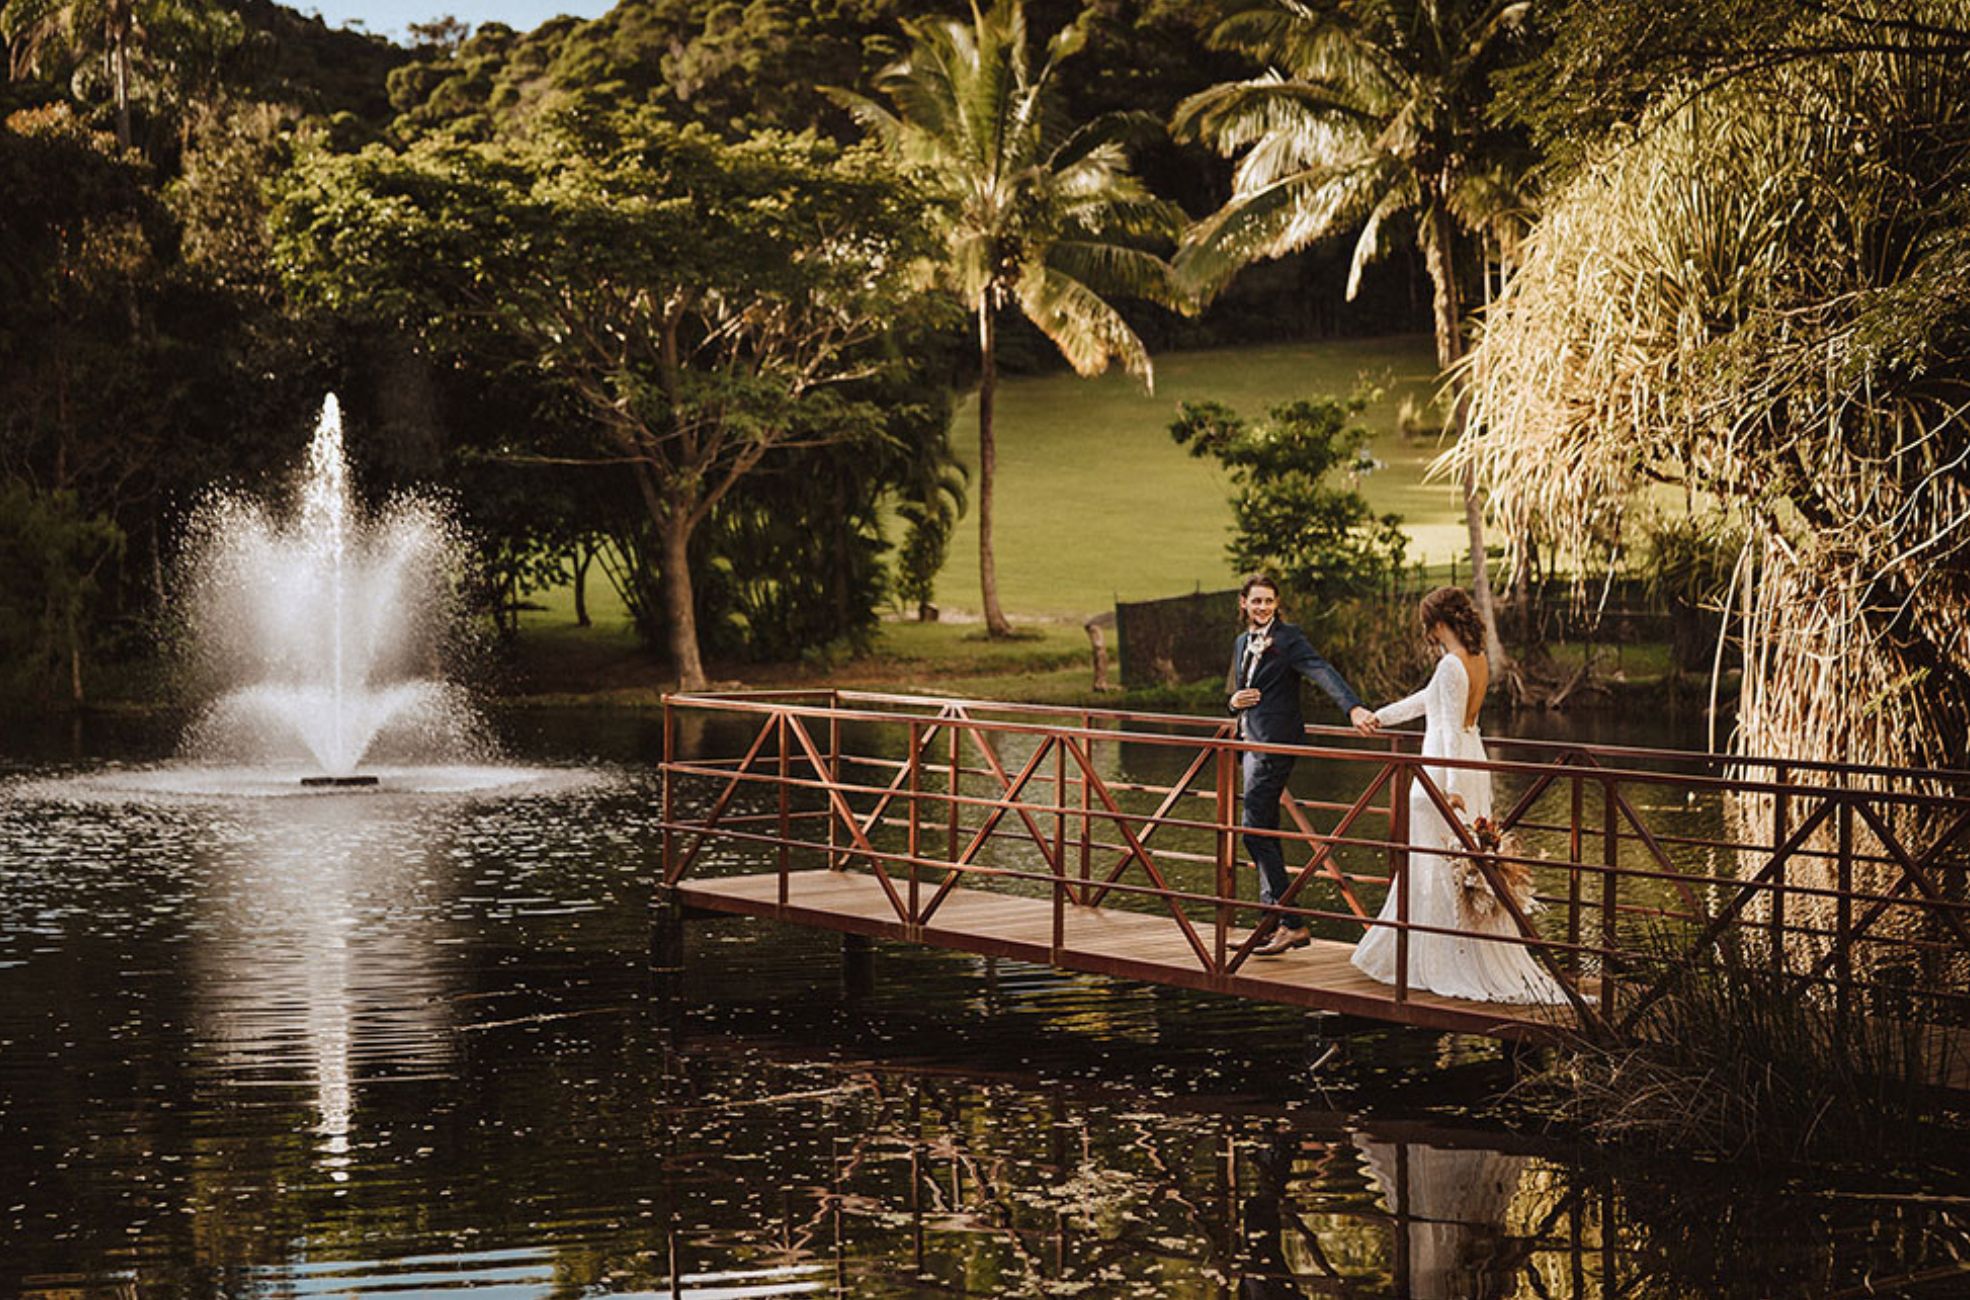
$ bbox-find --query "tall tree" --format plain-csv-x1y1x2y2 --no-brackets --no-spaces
1171,0,1536,672
830,0,1181,637
0,0,227,150
273,112,935,690
1453,3,1970,780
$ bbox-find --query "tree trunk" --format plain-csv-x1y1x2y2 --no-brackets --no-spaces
151,516,166,612
977,303,1013,638
572,541,592,627
659,512,708,691
1422,197,1507,672
67,606,84,705
111,31,132,151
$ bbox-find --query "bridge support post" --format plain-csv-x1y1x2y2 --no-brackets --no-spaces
1302,1011,1379,1073
842,932,875,999
651,883,687,1028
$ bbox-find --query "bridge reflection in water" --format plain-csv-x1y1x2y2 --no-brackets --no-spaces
659,690,1970,1081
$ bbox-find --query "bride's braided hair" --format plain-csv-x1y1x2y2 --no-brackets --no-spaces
1418,586,1486,652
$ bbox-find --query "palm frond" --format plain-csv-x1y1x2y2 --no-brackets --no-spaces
1046,239,1178,309
1172,74,1379,154
1346,179,1414,299
1175,154,1396,298
1014,262,1153,387
1048,109,1163,171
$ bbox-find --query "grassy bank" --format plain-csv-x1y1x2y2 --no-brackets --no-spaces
933,335,1457,619
505,613,1110,708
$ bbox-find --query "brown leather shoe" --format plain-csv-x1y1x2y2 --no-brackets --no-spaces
1254,928,1311,957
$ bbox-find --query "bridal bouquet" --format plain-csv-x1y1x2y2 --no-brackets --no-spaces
1451,816,1535,924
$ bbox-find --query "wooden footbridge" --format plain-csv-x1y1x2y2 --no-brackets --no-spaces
657,690,1970,1073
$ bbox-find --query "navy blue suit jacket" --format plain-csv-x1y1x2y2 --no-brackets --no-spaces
1228,620,1362,746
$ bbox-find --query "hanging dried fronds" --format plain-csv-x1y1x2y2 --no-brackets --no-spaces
1446,1,1970,781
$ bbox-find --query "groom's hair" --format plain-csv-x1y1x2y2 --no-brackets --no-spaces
1239,573,1280,600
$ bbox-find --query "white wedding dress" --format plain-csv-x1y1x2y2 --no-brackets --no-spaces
1350,653,1572,1003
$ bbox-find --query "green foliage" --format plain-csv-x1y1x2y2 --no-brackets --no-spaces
0,0,249,154
832,0,1183,370
894,459,966,619
1169,395,1406,609
0,482,122,699
384,1,909,143
271,108,947,678
1172,0,1541,313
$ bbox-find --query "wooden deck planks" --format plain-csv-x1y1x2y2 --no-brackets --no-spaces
678,868,1579,1038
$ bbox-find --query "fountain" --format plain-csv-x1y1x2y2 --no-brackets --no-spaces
162,395,500,793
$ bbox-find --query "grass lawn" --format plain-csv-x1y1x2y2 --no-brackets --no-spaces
511,335,1473,690
933,333,1465,620
509,589,1103,702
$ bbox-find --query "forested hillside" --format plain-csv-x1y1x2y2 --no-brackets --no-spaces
0,0,1427,702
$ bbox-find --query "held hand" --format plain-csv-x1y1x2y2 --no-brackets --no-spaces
1230,688,1261,710
1349,706,1381,736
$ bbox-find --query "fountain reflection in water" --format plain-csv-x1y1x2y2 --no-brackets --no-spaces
181,394,485,782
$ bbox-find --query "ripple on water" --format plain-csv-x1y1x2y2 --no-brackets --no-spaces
3,724,1967,1299
15,761,604,802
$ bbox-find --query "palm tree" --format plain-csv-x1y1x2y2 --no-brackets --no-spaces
1,0,220,151
830,0,1180,637
1172,0,1535,671
6,0,139,147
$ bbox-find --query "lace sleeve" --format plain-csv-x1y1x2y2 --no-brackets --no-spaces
1374,684,1429,728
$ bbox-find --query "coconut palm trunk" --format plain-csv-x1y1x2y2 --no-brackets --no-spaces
976,303,1013,638
1421,194,1507,671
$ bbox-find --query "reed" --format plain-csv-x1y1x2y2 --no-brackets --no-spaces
1523,936,1968,1169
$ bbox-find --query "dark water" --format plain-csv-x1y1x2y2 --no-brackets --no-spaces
2,705,1966,1298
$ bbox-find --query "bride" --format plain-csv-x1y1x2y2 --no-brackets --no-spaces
1351,587,1572,1004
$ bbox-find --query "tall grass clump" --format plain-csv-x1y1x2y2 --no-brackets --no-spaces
1524,936,1968,1170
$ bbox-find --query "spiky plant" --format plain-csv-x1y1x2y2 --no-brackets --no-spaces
1449,2,1970,958
829,0,1181,637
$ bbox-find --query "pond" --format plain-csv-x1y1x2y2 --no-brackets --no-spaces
2,704,1964,1298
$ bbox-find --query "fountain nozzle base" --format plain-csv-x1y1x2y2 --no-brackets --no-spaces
300,775,380,788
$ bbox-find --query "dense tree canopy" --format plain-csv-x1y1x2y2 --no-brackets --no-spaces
273,111,942,687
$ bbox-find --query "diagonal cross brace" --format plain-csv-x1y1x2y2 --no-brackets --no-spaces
1615,795,1838,1034
667,714,779,884
958,719,1063,875
1062,735,1216,973
1085,733,1229,908
916,735,1059,925
1792,804,1970,990
828,710,953,871
1280,790,1370,919
786,713,910,923
1225,765,1393,975
1409,766,1606,1033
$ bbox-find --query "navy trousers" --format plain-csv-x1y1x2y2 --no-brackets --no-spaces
1241,752,1302,931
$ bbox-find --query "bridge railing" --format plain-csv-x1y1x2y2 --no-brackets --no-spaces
659,689,1970,1035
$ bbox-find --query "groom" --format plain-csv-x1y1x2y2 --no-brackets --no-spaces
1227,574,1379,956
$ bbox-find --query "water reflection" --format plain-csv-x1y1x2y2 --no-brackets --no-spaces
1354,1136,1533,1299
1,709,1967,1298
184,794,462,1181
